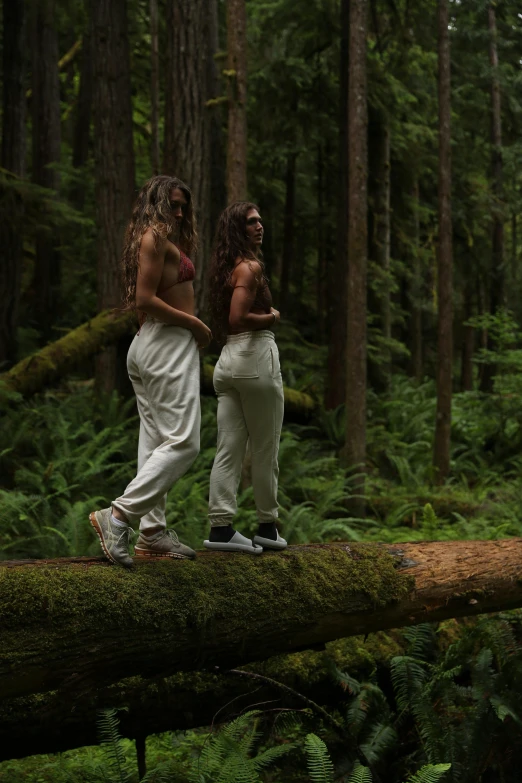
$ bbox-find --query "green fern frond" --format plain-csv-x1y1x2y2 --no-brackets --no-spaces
304,733,334,783
391,655,428,712
347,760,373,783
96,708,133,783
403,763,451,783
252,742,296,770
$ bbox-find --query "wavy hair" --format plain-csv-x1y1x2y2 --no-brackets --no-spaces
121,175,198,310
207,201,266,343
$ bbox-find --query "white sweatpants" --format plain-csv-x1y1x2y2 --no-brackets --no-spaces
208,330,284,527
112,320,201,533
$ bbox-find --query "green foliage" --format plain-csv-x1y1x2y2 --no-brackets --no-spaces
304,733,334,783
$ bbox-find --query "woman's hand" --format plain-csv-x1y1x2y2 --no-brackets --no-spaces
270,308,281,325
190,318,212,348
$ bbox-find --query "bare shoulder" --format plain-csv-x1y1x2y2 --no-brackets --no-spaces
233,258,263,287
140,227,168,256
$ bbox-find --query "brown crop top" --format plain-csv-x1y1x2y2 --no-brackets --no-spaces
157,247,195,294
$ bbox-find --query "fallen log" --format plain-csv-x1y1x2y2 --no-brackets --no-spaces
0,310,315,419
2,540,522,704
0,631,404,760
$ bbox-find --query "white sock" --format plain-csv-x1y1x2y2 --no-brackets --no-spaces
111,514,129,529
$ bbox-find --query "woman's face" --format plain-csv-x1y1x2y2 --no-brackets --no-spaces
169,187,188,224
245,208,264,249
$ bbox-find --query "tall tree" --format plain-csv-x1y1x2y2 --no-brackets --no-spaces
0,0,26,367
480,1,505,393
279,152,297,314
31,0,61,343
433,0,453,483
150,0,160,176
226,0,248,203
91,0,135,393
71,25,93,210
325,0,349,410
164,0,219,316
344,0,368,513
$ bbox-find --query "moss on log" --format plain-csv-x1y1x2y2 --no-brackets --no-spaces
0,631,404,760
0,310,136,397
2,539,522,705
0,311,315,419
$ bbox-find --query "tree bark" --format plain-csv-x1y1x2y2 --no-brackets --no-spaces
0,311,315,418
460,275,474,392
31,0,61,343
0,630,403,761
3,540,522,703
71,25,93,210
480,3,505,394
433,0,453,484
226,0,248,202
279,153,297,315
91,0,135,394
344,0,368,515
164,0,219,317
410,179,423,382
369,114,392,386
150,0,160,176
0,0,26,368
325,0,349,410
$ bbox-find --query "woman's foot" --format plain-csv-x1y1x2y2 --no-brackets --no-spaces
134,529,196,560
204,525,262,554
89,508,134,568
253,522,287,551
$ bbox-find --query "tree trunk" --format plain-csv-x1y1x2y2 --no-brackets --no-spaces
433,0,453,484
149,0,160,176
279,153,297,315
0,629,403,761
0,0,26,368
91,0,135,394
316,144,328,343
0,311,315,419
3,539,522,703
369,113,392,386
226,0,248,202
164,0,218,317
344,0,368,516
480,2,505,394
71,25,93,209
410,179,423,382
325,0,349,410
460,276,474,392
31,0,61,343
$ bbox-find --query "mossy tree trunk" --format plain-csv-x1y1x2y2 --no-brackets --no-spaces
0,309,315,419
3,540,522,704
0,631,403,761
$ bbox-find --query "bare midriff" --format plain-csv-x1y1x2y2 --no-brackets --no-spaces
156,237,195,316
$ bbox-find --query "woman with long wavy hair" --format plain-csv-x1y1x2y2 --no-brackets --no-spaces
204,201,287,554
90,175,212,568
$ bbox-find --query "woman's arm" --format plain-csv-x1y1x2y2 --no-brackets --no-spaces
135,230,211,346
229,261,280,331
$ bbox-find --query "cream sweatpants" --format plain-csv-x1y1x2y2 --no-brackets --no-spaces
112,319,201,533
208,330,284,527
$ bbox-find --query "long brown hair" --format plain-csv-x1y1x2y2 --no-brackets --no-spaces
121,175,198,310
207,202,265,343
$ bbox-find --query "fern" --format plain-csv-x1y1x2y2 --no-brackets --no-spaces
95,708,133,783
347,760,373,783
403,763,451,783
304,733,334,783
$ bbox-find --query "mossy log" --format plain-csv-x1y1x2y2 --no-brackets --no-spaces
2,540,522,705
0,631,404,760
0,310,315,419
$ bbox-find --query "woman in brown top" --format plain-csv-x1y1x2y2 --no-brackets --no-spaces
205,202,287,553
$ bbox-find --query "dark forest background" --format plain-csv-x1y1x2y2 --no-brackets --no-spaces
2,1,522,781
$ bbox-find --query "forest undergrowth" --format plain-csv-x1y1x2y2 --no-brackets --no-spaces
3,323,522,781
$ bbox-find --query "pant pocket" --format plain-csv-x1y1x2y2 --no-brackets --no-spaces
231,349,259,378
269,345,281,378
